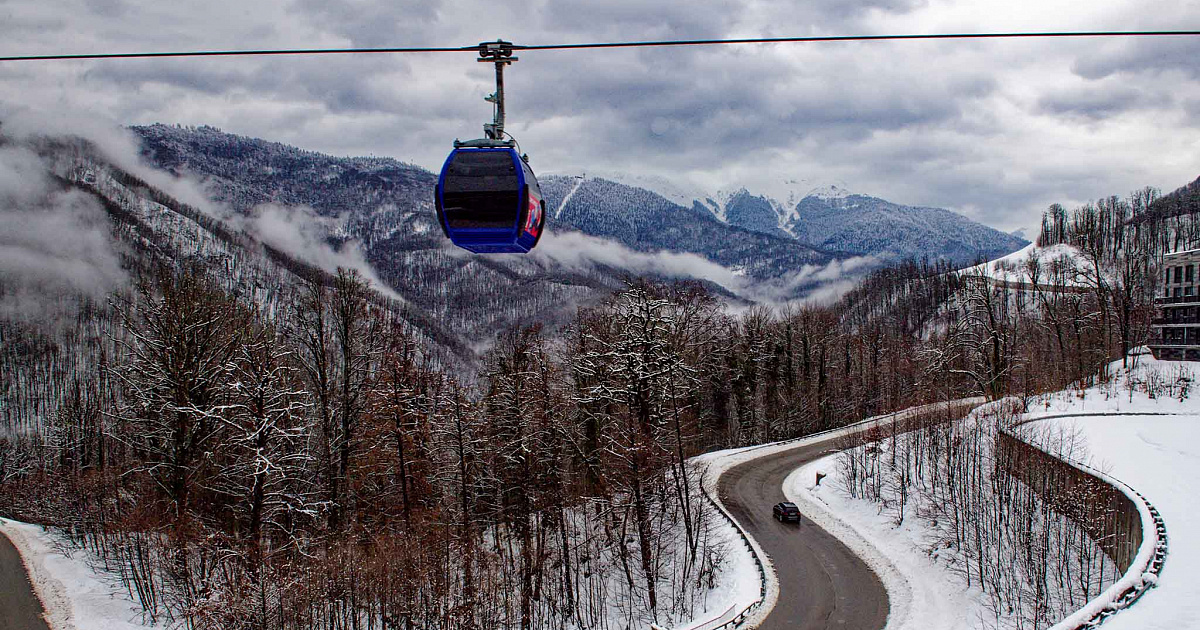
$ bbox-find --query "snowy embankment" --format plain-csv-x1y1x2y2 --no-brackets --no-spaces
673,398,982,630
1016,447,1164,630
788,356,1190,630
960,242,1091,287
1018,356,1195,629
0,518,161,630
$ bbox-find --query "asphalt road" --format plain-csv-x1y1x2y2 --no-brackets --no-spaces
0,528,51,630
719,436,889,630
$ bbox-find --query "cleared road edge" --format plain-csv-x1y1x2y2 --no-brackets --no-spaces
783,457,915,630
0,518,75,630
678,398,984,630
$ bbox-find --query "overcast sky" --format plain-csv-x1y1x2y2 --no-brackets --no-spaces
1,0,1198,234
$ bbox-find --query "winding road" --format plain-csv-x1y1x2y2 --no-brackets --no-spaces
0,527,50,630
719,435,889,630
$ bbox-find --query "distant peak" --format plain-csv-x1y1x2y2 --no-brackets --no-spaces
805,184,852,200
714,186,755,205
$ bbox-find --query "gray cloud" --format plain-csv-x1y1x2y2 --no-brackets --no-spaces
1185,98,1200,125
0,145,126,319
542,0,742,39
1036,85,1162,121
241,203,400,301
290,0,441,47
800,0,930,21
85,61,251,96
0,0,1196,238
1,105,233,217
84,55,419,116
84,0,128,19
514,41,1000,181
0,106,401,311
532,229,875,306
1071,37,1200,81
533,230,746,291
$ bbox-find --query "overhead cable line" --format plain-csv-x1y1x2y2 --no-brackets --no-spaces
515,30,1200,50
0,45,477,62
1,30,1199,62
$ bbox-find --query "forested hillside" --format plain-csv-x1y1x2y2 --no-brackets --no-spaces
133,124,846,279
133,124,627,355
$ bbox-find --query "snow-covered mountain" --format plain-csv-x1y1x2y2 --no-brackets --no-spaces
785,189,1028,263
549,174,1027,265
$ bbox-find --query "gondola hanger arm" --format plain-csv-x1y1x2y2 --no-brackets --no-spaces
476,40,517,142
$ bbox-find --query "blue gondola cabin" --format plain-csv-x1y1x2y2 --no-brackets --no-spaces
435,147,546,254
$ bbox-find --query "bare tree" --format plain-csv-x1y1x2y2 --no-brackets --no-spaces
113,267,248,519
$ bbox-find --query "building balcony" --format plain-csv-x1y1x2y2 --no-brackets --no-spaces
1152,317,1200,326
1148,344,1200,362
1154,332,1200,345
1155,295,1200,305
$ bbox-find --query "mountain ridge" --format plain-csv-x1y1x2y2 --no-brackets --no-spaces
542,171,1027,265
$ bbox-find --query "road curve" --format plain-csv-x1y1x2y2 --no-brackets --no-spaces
0,527,51,630
719,435,888,630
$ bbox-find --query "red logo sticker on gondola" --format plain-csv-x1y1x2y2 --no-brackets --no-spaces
525,195,541,237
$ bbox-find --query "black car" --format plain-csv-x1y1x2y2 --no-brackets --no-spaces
773,501,801,523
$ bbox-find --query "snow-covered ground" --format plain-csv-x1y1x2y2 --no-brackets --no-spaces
0,518,161,630
962,242,1091,286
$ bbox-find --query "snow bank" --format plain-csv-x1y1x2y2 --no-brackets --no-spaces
787,455,987,630
759,365,1180,630
788,355,1187,630
769,399,1010,630
0,518,162,630
658,469,766,630
676,449,779,630
1030,451,1165,630
0,518,74,630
